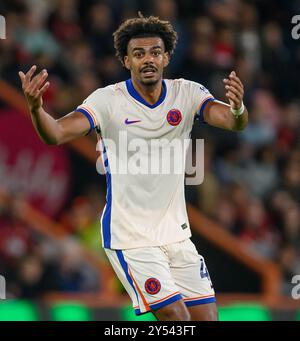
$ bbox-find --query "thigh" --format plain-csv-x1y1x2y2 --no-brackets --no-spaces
105,247,182,315
168,239,216,308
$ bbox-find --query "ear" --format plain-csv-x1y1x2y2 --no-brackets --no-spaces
124,56,130,70
163,52,170,67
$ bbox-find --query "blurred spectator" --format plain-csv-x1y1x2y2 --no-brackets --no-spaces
179,17,215,86
239,198,280,259
242,145,279,198
237,2,261,74
276,102,300,156
214,195,237,233
281,158,300,203
13,8,60,59
196,139,220,216
151,0,187,72
85,2,115,59
279,203,300,294
261,22,292,101
56,238,99,292
48,0,82,45
240,93,277,148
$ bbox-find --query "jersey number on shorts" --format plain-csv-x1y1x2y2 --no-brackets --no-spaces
200,258,214,289
200,258,209,279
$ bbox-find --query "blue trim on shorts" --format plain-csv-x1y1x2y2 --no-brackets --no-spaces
134,308,142,315
184,296,216,307
116,250,140,306
150,293,182,311
134,294,183,316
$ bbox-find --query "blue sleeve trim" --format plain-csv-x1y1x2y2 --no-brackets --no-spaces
149,294,182,311
199,98,215,123
184,296,216,307
76,108,95,134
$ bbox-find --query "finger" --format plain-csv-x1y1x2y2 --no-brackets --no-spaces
24,65,37,83
223,77,242,90
231,77,244,90
229,72,244,89
226,79,243,94
30,70,48,92
226,91,240,106
27,70,47,93
18,71,26,86
225,88,242,102
18,71,25,81
38,81,50,96
225,84,243,99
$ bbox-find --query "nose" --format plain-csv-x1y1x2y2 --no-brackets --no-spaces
143,51,155,64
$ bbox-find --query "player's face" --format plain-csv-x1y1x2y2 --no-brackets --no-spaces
124,37,169,86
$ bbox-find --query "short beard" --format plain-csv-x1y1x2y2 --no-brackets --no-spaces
140,78,160,86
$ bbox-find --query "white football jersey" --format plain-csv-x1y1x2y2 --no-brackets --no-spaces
76,78,214,249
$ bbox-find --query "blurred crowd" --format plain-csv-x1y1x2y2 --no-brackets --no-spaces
0,189,103,298
1,0,300,297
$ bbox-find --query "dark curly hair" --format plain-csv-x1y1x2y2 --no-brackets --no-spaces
113,14,178,66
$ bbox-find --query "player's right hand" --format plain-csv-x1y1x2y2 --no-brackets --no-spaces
19,65,50,112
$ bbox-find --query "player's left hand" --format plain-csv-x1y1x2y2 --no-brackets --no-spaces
223,71,244,110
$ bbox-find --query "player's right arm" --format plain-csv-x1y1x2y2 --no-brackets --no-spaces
19,65,92,145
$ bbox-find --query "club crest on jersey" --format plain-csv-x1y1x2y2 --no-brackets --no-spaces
145,278,161,295
167,109,182,126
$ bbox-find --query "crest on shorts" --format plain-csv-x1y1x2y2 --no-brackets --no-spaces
145,278,161,295
166,109,182,126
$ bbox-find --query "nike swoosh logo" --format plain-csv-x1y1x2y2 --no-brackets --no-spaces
125,118,142,125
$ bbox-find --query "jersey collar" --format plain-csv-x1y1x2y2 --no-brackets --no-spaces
125,78,167,109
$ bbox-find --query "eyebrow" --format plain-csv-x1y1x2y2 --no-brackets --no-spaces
132,45,163,52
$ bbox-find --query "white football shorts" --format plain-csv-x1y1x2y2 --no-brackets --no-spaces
105,238,216,315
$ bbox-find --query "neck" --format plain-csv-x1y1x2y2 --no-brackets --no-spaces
131,77,163,106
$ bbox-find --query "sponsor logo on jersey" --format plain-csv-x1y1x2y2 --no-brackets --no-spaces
167,109,182,126
199,84,210,94
145,277,161,294
125,118,142,125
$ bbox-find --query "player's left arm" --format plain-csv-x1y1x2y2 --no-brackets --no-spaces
203,71,248,131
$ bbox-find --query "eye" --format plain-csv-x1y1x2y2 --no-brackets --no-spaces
134,52,143,58
152,50,161,56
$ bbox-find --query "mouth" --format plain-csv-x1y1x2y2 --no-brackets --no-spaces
141,67,157,77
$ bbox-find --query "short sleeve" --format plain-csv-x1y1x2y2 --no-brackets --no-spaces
75,87,112,133
190,81,215,123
